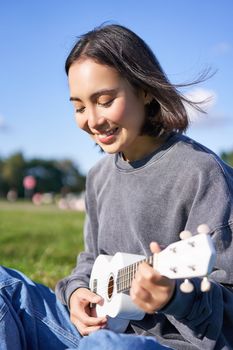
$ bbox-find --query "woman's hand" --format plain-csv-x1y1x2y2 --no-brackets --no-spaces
130,242,175,313
69,288,107,336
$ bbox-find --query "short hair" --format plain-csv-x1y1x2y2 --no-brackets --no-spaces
65,24,209,137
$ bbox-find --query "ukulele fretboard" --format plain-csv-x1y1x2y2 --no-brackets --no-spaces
116,256,154,293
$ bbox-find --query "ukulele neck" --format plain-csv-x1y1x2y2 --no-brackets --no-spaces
116,255,154,293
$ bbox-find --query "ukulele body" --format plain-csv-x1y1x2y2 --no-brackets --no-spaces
89,252,145,332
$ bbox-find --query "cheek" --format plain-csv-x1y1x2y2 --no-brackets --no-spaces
110,98,144,127
75,115,92,134
75,115,83,129
109,101,129,124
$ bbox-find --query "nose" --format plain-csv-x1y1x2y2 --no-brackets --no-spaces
87,108,106,130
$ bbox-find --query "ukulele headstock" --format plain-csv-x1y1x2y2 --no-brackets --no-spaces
154,225,216,292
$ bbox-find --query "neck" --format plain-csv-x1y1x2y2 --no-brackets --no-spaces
122,135,166,162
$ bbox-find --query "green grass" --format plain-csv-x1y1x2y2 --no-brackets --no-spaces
0,200,85,289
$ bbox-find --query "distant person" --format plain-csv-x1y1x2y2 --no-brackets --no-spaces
6,188,18,202
0,24,233,349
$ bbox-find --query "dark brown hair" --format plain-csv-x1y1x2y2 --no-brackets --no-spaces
66,24,210,137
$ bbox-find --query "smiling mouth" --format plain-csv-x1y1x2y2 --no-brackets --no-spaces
98,127,119,138
95,127,119,144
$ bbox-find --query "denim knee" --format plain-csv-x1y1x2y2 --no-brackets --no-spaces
0,266,81,349
78,329,172,350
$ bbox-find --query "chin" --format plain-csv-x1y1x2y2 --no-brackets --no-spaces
102,148,119,155
100,144,121,155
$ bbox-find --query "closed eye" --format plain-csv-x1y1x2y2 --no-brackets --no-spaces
98,99,114,107
76,106,85,113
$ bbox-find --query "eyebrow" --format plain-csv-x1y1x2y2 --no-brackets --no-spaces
69,88,118,102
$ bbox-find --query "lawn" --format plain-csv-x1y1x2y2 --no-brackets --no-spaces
0,200,85,289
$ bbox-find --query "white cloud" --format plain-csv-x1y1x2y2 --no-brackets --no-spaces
184,87,217,124
212,41,232,55
184,88,232,129
0,115,5,128
0,114,10,131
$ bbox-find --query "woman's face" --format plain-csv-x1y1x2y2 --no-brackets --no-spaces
68,58,154,161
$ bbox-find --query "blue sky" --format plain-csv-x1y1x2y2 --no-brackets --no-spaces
0,0,232,174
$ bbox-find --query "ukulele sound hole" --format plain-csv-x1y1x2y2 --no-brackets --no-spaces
107,275,114,300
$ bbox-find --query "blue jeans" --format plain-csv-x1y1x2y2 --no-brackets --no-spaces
0,266,172,349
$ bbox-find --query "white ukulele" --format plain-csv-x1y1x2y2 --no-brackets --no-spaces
89,225,216,332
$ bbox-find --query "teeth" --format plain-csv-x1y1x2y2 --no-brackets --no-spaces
100,128,117,137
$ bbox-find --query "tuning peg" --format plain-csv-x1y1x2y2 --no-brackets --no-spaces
201,277,211,292
179,230,192,240
180,279,194,293
197,224,210,235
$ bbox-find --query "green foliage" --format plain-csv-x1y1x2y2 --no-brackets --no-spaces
0,201,85,289
221,151,233,167
0,152,86,198
1,152,25,197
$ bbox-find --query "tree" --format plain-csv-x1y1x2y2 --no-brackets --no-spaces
56,159,86,194
1,152,26,197
0,152,86,198
221,151,233,167
0,157,8,196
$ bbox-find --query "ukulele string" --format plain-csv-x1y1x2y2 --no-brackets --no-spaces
91,256,153,296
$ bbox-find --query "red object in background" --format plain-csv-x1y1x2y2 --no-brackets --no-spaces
23,175,36,190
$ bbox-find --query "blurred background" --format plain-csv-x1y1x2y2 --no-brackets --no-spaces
1,0,233,199
0,0,232,286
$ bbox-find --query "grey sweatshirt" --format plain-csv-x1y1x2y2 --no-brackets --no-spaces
56,133,233,349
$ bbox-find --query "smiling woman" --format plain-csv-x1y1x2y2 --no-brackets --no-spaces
65,24,209,163
0,23,233,350
68,59,155,160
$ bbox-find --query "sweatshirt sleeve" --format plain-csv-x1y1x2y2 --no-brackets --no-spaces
158,155,233,349
55,170,99,306
161,249,233,349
